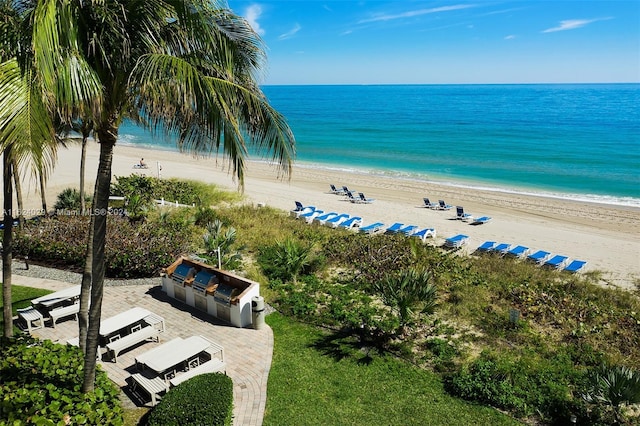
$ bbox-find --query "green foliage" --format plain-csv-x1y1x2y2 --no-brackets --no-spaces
145,373,233,426
257,237,323,283
13,215,199,278
201,220,244,269
53,187,92,212
111,175,240,207
373,268,437,333
0,337,123,425
582,364,640,424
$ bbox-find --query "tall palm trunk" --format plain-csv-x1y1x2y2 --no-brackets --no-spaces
2,147,13,338
78,195,96,355
11,159,24,229
82,126,115,392
39,172,48,216
79,123,91,213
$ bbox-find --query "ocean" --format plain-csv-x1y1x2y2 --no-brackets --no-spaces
117,84,640,207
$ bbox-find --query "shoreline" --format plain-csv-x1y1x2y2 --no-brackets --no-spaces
16,140,640,290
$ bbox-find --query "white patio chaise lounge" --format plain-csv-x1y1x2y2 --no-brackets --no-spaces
17,306,44,333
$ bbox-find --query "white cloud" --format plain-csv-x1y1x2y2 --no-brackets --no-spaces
244,4,265,36
279,23,301,40
358,4,475,24
504,34,516,40
542,17,611,33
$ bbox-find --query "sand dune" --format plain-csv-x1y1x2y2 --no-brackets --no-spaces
14,140,640,290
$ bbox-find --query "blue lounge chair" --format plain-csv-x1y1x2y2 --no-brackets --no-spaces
563,259,587,273
472,216,491,225
323,213,350,227
411,228,436,241
311,212,339,225
385,223,405,234
492,243,511,254
527,250,550,264
438,200,452,211
355,192,375,204
456,206,473,221
398,225,418,235
359,222,385,234
506,245,529,258
544,255,568,269
291,204,316,218
336,216,362,229
329,184,345,195
423,198,438,209
476,241,496,252
299,208,323,221
444,234,469,248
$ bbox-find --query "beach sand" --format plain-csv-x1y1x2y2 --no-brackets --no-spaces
15,140,640,290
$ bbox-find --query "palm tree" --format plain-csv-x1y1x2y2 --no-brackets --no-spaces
2,0,295,391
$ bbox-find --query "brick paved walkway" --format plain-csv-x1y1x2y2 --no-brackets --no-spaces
15,276,273,426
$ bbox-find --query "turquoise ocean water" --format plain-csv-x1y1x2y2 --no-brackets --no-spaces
117,84,640,207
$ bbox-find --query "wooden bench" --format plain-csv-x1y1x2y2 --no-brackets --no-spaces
17,306,44,333
169,358,226,388
48,303,80,328
105,325,162,363
130,373,168,406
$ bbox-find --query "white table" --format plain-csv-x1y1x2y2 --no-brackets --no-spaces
100,307,152,336
31,285,81,308
136,336,212,375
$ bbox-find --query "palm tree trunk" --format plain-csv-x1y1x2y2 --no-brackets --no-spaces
78,197,95,355
3,147,14,338
79,124,90,213
11,159,24,229
81,127,115,393
39,172,48,216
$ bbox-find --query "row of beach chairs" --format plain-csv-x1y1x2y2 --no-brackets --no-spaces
422,198,492,225
475,241,587,272
329,184,375,204
291,202,437,242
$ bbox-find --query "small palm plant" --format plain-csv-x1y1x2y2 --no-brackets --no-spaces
373,268,437,336
273,238,314,284
54,188,92,213
582,364,640,424
202,220,244,269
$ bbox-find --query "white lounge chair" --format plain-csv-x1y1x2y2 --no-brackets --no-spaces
444,234,469,248
336,216,362,229
422,198,438,209
437,200,452,210
359,222,385,234
411,228,436,241
456,206,473,221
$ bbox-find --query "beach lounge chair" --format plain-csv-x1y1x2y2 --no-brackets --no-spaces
437,200,452,211
491,243,511,255
544,255,568,269
385,222,405,234
311,212,339,225
322,213,350,227
476,241,496,252
423,198,438,209
359,222,385,235
299,209,323,221
563,259,587,273
444,234,469,248
356,192,375,204
344,190,358,202
411,228,436,242
456,206,473,221
342,186,356,196
329,184,345,195
398,225,418,235
472,216,491,225
506,245,529,258
527,250,551,264
291,203,315,218
336,216,362,229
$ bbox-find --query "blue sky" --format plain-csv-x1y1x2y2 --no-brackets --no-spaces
226,1,640,85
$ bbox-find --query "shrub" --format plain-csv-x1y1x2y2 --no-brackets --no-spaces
13,214,199,278
54,187,92,212
0,336,123,425
257,238,323,283
581,364,640,424
145,373,233,426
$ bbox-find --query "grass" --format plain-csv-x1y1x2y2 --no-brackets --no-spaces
263,312,520,426
0,284,51,333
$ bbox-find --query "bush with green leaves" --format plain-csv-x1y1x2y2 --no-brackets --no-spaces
13,214,199,278
581,364,640,424
145,373,233,426
257,237,324,283
54,187,92,212
0,336,123,425
201,220,245,270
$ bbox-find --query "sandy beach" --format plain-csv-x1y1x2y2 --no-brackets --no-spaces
15,140,640,290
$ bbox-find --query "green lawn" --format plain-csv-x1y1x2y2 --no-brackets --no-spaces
0,285,51,332
263,313,520,426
